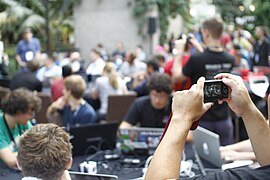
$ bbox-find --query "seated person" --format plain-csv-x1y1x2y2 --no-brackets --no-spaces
146,73,270,179
51,65,73,101
0,88,41,169
119,73,172,128
10,60,42,92
47,75,97,129
36,54,62,87
220,94,270,162
17,123,72,180
91,62,128,121
132,60,160,97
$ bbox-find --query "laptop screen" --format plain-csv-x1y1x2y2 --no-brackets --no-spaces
69,171,118,180
68,122,118,156
118,127,164,155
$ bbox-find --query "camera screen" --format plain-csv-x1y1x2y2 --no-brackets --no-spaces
204,80,228,102
204,83,222,98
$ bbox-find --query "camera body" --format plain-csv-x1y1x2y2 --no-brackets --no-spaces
204,80,229,102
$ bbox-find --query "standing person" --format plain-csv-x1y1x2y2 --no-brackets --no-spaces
0,88,41,169
252,26,270,67
119,73,172,128
173,17,235,145
17,123,72,180
91,62,128,120
47,75,97,129
16,28,41,68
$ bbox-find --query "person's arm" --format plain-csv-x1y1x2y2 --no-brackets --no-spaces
221,139,252,152
145,77,212,180
0,147,17,168
15,54,26,67
171,38,188,84
215,73,270,166
119,121,133,129
46,97,66,118
189,37,204,53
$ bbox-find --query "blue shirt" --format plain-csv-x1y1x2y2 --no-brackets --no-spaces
16,38,40,62
59,102,97,129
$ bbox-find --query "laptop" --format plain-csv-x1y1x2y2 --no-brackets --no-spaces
118,127,164,155
192,126,253,169
69,171,118,180
68,122,118,156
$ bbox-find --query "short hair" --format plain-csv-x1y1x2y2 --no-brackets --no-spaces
202,17,223,39
256,26,268,37
26,60,40,72
64,75,86,99
62,65,72,78
1,88,41,115
92,48,101,57
17,123,72,180
147,60,159,72
147,73,172,94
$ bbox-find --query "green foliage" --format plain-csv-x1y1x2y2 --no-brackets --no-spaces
0,0,81,53
212,0,244,23
133,0,191,45
212,0,270,33
253,1,270,29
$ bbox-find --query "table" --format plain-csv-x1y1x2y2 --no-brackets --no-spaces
0,143,204,180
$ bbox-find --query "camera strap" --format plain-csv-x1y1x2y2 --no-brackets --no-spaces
2,113,20,148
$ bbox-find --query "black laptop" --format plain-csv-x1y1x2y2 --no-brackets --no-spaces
68,122,118,156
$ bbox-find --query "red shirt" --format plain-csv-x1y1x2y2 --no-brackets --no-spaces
164,55,192,91
51,78,64,101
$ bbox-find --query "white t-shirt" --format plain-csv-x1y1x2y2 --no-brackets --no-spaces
94,76,127,114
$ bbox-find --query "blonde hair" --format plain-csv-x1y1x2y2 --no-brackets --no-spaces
64,75,86,99
18,123,72,180
103,62,119,89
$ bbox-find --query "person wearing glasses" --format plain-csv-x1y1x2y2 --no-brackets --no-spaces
120,73,172,128
0,88,41,169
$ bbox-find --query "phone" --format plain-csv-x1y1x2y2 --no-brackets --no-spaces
204,80,229,103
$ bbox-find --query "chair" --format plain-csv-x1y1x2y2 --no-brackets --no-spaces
106,93,137,123
35,92,53,124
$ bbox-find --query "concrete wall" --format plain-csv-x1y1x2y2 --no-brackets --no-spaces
73,0,159,63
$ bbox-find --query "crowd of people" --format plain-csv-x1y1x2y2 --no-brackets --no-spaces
0,15,270,179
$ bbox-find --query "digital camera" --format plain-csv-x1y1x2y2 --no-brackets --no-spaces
204,80,229,102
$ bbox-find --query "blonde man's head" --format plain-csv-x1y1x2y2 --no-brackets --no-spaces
17,123,72,180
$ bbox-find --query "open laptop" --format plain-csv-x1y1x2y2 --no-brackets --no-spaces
69,171,118,180
192,126,253,169
68,122,118,156
118,127,164,155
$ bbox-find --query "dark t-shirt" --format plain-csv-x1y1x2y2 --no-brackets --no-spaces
183,48,235,122
123,96,171,128
10,69,42,92
193,165,270,180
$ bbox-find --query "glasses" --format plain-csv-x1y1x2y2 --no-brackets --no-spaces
150,92,168,101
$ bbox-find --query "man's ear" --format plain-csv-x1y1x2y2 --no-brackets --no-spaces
16,158,22,171
65,157,73,170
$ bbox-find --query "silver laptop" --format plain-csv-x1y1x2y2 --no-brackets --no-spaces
192,126,228,168
69,171,118,180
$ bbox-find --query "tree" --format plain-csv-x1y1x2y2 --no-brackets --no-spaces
133,0,191,45
0,0,81,52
